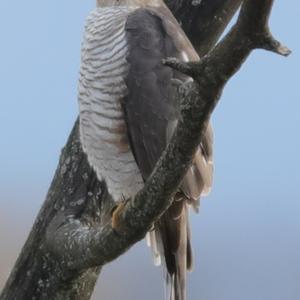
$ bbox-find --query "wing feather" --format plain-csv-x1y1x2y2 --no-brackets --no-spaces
124,7,214,300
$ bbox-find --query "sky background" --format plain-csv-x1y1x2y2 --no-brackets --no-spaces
0,1,299,299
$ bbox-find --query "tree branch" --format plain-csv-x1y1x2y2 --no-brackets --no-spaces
1,1,288,299
50,0,289,270
165,0,243,56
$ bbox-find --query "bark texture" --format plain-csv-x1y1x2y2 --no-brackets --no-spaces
0,1,289,299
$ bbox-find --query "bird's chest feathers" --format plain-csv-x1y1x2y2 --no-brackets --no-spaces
78,7,143,201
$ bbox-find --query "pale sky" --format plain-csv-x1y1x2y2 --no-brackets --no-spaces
0,1,299,299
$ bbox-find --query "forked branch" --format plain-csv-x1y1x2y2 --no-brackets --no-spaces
46,0,290,270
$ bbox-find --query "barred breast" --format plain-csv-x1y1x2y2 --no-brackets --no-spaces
78,7,143,201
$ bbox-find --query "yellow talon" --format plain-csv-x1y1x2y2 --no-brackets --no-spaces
111,201,127,234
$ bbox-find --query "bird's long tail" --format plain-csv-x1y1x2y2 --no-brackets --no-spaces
146,124,213,299
147,195,192,300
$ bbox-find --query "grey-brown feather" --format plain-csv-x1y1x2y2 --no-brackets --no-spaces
124,8,213,300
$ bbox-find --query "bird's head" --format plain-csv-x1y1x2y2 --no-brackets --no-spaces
96,0,163,8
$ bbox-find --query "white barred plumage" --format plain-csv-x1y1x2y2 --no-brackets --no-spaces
79,7,143,201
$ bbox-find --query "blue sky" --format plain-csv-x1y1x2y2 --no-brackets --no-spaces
0,1,299,299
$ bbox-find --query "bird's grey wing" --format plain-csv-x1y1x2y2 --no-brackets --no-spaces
124,6,213,202
123,8,179,180
124,7,213,300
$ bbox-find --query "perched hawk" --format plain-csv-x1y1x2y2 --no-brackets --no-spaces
78,1,213,299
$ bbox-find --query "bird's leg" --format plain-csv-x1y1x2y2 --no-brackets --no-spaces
111,196,129,235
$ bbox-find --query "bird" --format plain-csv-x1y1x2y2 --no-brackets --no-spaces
78,1,213,299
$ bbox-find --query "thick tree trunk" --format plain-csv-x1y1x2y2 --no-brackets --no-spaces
0,122,107,300
1,1,289,299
